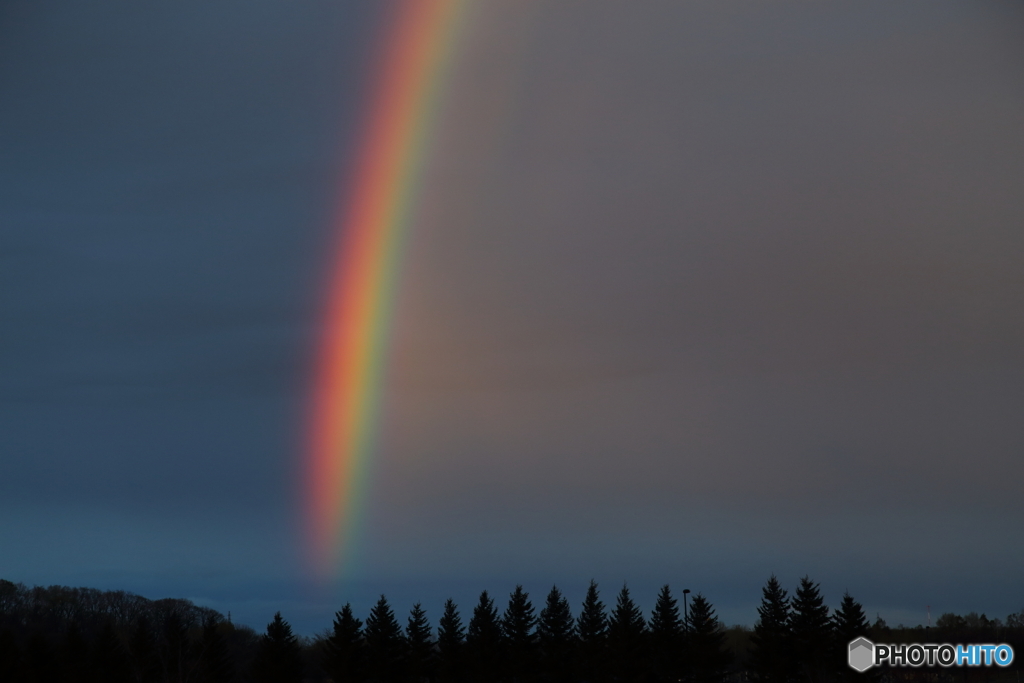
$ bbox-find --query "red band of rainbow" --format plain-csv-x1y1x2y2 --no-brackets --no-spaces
306,0,463,579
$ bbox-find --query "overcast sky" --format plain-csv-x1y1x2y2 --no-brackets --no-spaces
2,0,1023,634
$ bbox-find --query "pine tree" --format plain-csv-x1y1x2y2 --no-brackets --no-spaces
607,584,647,683
324,603,364,683
437,599,465,683
832,592,868,647
364,595,406,683
832,592,871,683
406,603,435,682
537,586,574,683
575,580,608,683
467,590,503,681
252,612,303,683
750,575,794,683
649,585,684,683
789,577,831,683
687,594,730,683
502,585,537,682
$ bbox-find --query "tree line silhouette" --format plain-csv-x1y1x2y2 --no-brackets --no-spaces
2,576,1022,683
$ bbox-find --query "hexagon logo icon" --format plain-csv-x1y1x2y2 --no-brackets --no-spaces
848,637,874,672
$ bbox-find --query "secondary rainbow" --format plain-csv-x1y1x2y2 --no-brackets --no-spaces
306,0,463,579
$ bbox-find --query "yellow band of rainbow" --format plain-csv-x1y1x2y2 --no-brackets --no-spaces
306,0,463,579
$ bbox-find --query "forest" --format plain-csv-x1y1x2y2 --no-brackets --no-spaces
1,576,1021,683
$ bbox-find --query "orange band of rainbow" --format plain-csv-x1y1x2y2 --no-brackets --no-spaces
306,0,463,579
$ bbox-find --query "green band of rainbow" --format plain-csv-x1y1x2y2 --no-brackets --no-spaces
306,0,463,579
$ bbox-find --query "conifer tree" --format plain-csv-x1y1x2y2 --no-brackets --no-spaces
789,577,831,683
437,599,465,683
364,595,406,683
406,603,435,682
686,594,730,683
832,592,869,648
832,592,871,683
252,612,303,683
649,585,684,683
467,590,502,681
324,603,364,683
750,575,794,683
537,586,574,683
575,580,609,683
607,584,647,683
502,585,537,682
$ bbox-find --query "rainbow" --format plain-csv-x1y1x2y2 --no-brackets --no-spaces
306,0,463,579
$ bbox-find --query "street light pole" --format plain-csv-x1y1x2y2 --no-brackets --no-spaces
683,589,691,630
